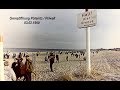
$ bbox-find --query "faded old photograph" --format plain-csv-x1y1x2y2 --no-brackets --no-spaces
0,9,120,81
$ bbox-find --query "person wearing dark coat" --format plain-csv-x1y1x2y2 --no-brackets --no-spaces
66,56,68,61
56,54,59,62
23,53,26,57
25,55,33,81
49,53,55,72
11,59,18,78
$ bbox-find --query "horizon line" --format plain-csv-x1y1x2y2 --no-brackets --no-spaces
3,47,120,50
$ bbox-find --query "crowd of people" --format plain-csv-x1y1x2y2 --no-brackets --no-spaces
4,52,33,81
3,50,99,81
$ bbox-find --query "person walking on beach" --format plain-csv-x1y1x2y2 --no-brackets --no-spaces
23,53,26,57
56,54,59,62
45,56,48,62
25,55,33,81
4,61,16,81
36,52,39,56
14,53,24,80
12,53,16,58
11,59,19,78
16,52,23,62
75,54,78,58
49,53,55,72
66,56,68,61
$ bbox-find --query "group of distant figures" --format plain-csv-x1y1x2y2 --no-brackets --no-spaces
4,52,27,59
42,51,83,72
43,50,99,72
4,52,34,81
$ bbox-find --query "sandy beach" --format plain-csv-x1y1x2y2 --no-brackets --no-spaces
4,50,120,81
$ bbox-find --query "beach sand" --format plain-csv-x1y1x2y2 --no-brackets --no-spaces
4,50,120,81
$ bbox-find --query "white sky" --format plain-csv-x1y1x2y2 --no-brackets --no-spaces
0,9,120,49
